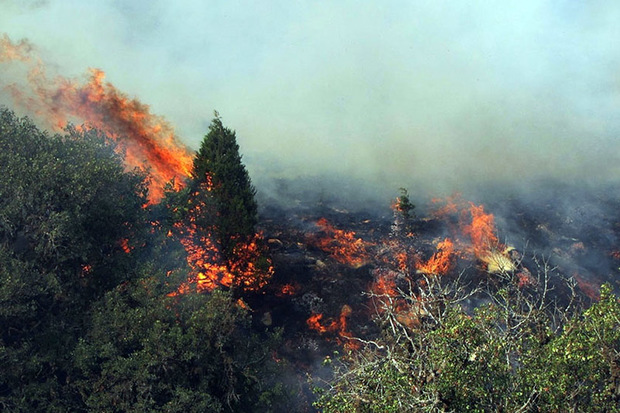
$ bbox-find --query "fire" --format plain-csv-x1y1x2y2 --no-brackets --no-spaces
173,228,273,294
463,203,499,257
0,35,193,203
119,238,132,254
80,264,92,277
276,283,297,297
228,233,274,290
311,218,371,267
306,313,328,334
573,272,601,301
430,197,515,274
0,34,33,62
306,305,359,350
168,181,272,294
369,268,408,311
396,250,410,273
430,193,462,220
2,35,276,295
416,238,455,275
369,269,429,330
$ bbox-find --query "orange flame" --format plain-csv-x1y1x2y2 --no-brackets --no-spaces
119,238,133,254
306,313,328,334
573,272,601,301
276,283,297,297
371,270,399,298
430,193,462,220
172,206,235,293
430,196,514,273
0,35,193,203
2,36,272,296
80,264,92,277
463,203,499,257
169,182,272,294
369,269,427,329
416,238,455,275
311,218,371,267
306,305,359,350
0,34,33,62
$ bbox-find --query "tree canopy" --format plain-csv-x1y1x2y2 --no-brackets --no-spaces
162,113,271,293
1,107,617,412
190,113,258,260
315,271,620,412
0,108,284,411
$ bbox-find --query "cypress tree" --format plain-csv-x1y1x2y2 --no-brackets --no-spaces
190,112,258,266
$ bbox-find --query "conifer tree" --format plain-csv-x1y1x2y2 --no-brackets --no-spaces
190,112,258,261
178,112,271,292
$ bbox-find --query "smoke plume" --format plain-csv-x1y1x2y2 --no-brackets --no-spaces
0,34,193,203
1,2,619,204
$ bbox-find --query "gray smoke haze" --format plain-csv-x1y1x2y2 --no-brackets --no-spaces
1,1,619,203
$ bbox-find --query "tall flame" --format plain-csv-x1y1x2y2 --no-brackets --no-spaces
2,35,273,295
463,203,499,258
0,35,193,203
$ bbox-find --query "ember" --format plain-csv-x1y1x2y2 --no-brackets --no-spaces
119,238,132,254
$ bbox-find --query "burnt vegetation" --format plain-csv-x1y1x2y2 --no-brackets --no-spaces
0,107,619,412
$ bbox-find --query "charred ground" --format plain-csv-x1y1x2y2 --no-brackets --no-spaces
244,182,620,408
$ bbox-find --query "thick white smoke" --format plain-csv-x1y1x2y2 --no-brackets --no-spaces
1,1,619,203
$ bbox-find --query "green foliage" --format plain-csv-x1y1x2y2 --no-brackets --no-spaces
162,112,271,292
73,277,284,412
0,108,149,411
316,277,620,412
0,110,148,294
536,283,620,410
0,108,286,411
395,187,415,221
190,112,258,260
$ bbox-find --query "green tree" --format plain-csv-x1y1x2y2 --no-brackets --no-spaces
315,267,620,412
190,112,258,261
73,270,286,412
391,188,415,237
0,108,149,410
165,112,271,293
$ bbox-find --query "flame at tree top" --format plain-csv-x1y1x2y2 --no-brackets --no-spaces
0,35,193,203
1,35,273,296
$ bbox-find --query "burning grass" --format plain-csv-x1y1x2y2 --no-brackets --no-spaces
309,218,373,268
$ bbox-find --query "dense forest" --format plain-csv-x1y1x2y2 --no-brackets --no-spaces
0,107,618,412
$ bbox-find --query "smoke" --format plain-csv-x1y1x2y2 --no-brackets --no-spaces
0,34,194,203
1,1,619,203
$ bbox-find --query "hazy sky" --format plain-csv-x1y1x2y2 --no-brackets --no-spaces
1,0,619,198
